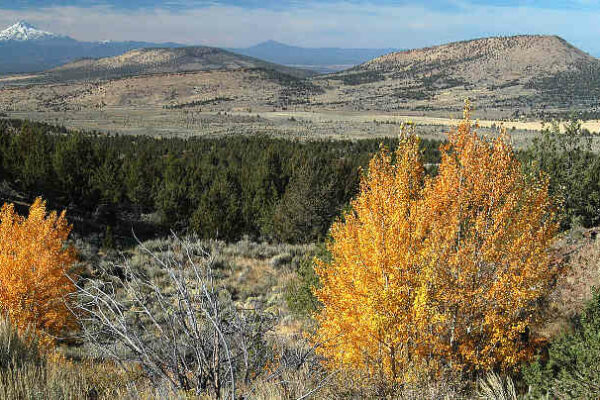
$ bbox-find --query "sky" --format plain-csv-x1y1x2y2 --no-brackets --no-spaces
0,0,599,54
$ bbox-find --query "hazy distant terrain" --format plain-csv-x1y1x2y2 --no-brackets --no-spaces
0,21,183,74
231,40,398,73
40,46,316,81
0,21,397,75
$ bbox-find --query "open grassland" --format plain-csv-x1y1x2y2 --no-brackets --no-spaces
1,70,598,146
4,107,600,150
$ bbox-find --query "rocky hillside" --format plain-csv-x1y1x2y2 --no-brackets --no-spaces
312,35,600,117
361,35,592,82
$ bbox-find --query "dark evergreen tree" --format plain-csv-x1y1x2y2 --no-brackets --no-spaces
191,171,243,241
0,119,443,243
154,153,192,229
271,160,337,243
523,119,600,228
52,131,96,206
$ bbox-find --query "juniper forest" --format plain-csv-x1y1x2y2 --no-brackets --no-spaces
3,2,600,399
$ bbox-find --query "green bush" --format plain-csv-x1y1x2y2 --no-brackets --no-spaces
523,287,600,398
522,119,600,229
285,244,329,317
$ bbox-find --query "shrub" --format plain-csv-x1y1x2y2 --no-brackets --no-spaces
284,245,327,317
269,252,293,269
75,236,276,399
0,355,168,399
0,198,78,343
246,333,334,400
522,118,600,229
314,103,559,384
0,317,142,400
477,372,517,400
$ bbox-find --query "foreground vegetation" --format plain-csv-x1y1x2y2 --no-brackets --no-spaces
315,107,558,386
2,106,600,398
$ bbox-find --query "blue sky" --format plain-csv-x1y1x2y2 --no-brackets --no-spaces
1,1,599,54
2,1,599,11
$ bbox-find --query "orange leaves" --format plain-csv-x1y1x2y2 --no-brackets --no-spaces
314,132,427,382
314,106,559,382
0,198,77,344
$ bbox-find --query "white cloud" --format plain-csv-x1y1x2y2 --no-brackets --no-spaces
0,2,598,54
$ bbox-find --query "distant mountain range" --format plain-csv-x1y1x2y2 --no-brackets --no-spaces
0,20,67,41
3,33,600,122
0,21,183,74
231,40,398,73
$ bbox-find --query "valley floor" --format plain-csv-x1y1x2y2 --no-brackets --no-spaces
5,107,597,148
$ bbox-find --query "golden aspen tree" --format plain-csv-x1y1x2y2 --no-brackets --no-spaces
314,103,559,381
0,198,77,343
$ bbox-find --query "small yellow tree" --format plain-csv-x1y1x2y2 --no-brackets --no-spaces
0,198,77,343
314,105,559,381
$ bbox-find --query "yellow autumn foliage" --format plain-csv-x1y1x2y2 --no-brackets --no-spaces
314,104,559,381
0,198,77,344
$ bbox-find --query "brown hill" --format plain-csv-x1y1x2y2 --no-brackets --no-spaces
0,66,323,116
40,46,316,82
311,35,600,118
362,35,592,82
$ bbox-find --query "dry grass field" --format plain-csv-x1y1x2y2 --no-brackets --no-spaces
5,104,600,150
0,106,540,144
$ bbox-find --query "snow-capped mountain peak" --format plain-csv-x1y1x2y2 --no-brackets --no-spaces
0,21,66,42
